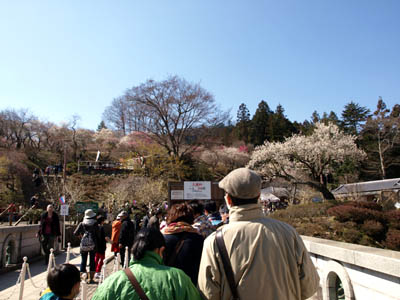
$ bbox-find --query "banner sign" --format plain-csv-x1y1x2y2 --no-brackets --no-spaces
184,181,211,200
75,201,99,214
171,190,184,200
60,204,69,216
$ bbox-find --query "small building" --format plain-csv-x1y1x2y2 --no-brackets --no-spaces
331,178,400,203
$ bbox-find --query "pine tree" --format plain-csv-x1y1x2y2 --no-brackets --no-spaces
97,120,107,132
250,100,273,146
270,104,295,142
311,110,320,124
236,103,251,143
359,98,400,179
341,101,370,135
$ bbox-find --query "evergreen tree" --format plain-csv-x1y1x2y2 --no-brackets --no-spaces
328,111,340,126
97,120,107,132
250,100,273,145
341,101,370,135
311,110,320,124
270,104,295,142
236,103,251,143
321,111,340,126
359,98,400,179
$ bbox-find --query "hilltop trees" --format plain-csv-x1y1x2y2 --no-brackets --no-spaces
341,102,370,135
236,103,251,143
125,76,227,159
359,98,400,179
235,101,295,145
247,122,366,199
250,100,273,146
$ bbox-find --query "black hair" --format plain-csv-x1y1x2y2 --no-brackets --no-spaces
97,216,105,224
204,201,217,213
219,204,229,214
229,195,259,206
47,264,80,298
189,201,204,215
132,228,166,260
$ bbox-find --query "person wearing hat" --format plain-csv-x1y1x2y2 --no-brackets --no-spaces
74,209,99,283
118,210,136,266
198,168,320,300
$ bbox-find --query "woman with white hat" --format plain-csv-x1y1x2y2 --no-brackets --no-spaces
73,209,99,283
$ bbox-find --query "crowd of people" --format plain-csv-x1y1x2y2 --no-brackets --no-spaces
40,167,320,300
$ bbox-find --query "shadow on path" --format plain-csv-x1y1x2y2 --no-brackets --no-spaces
0,250,81,292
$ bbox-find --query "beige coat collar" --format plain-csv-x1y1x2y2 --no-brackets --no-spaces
229,203,263,222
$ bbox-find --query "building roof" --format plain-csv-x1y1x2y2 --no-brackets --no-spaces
332,178,400,196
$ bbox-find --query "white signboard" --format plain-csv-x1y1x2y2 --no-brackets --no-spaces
184,181,211,200
171,190,184,200
60,204,69,216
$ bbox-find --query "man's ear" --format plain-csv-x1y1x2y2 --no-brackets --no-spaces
225,194,233,207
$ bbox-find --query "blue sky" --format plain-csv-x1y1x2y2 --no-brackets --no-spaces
0,0,399,130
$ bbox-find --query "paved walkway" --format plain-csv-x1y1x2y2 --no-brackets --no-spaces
0,245,115,300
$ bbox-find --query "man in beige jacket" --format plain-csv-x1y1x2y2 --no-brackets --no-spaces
198,168,320,300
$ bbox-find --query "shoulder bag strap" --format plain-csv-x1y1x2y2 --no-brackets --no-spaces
215,230,240,300
124,268,150,300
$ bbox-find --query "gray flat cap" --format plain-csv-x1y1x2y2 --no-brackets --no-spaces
219,168,261,199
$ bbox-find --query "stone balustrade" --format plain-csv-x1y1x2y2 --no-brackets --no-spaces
302,236,400,300
0,225,42,268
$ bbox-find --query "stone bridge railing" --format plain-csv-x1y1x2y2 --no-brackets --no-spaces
302,236,400,300
0,225,42,268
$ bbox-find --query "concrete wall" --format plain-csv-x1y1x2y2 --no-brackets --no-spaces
302,236,400,300
0,225,41,267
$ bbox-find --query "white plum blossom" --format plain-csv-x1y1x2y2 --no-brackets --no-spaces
247,123,366,195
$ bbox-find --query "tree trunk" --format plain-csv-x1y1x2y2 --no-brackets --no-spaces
377,133,386,179
297,181,336,200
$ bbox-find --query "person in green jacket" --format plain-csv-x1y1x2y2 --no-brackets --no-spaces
91,227,202,300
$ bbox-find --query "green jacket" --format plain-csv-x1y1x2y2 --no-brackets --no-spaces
91,251,202,300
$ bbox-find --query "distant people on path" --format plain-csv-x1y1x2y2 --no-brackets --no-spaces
94,216,110,279
204,201,222,226
92,227,202,300
198,168,320,300
217,204,229,228
7,203,16,225
141,212,150,229
118,211,136,265
74,209,99,283
161,203,204,284
30,194,39,208
111,214,122,257
40,264,81,300
37,204,61,265
148,209,162,230
190,201,215,238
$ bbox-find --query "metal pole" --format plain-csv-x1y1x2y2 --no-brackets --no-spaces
63,215,66,250
63,141,67,191
18,257,28,300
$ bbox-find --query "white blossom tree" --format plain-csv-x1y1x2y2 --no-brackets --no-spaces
247,122,366,199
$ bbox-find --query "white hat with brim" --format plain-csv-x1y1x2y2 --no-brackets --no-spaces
84,209,96,219
117,211,128,218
